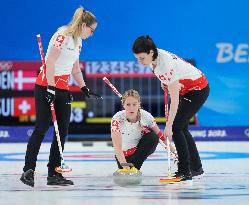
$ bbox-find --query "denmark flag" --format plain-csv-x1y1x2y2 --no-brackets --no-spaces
14,70,37,90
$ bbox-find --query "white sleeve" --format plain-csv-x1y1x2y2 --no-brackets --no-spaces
157,56,178,86
164,59,178,85
50,32,68,50
141,110,156,128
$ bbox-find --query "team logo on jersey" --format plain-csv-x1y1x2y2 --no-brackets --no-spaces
157,69,174,82
141,125,150,135
53,34,65,48
111,119,120,132
158,74,167,81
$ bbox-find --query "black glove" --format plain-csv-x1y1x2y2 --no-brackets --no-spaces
81,86,103,99
45,86,56,104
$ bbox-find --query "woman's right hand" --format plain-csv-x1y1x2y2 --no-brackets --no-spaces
120,162,134,170
81,86,102,99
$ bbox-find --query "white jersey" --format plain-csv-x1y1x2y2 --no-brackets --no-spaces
111,109,156,151
152,49,208,95
36,29,82,89
46,30,82,76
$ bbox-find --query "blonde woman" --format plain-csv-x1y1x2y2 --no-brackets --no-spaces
20,7,100,187
111,89,167,170
132,35,209,181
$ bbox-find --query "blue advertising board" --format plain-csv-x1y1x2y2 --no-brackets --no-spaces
1,126,249,142
0,126,53,143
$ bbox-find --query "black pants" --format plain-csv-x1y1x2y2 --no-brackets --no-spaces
23,85,71,176
172,85,210,175
115,131,159,170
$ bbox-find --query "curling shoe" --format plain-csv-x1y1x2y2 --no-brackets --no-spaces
191,167,205,179
20,169,34,187
47,173,74,186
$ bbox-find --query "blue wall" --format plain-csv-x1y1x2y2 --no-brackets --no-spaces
1,0,249,125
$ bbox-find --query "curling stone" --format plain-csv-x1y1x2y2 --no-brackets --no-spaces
113,163,142,186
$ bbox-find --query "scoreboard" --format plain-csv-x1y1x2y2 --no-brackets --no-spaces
0,60,197,136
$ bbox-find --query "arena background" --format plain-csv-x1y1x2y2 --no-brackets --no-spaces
0,0,248,142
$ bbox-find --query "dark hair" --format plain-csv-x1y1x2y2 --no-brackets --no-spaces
132,35,158,60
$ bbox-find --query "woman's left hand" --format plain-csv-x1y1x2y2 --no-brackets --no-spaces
164,125,173,141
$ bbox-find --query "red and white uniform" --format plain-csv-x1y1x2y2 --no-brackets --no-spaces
111,109,156,156
36,30,82,90
152,49,208,95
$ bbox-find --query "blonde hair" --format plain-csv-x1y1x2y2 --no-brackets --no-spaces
122,89,142,123
63,6,97,42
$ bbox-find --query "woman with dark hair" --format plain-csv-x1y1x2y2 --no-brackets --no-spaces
132,36,209,181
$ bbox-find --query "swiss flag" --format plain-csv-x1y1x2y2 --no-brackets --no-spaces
54,34,65,48
13,97,35,116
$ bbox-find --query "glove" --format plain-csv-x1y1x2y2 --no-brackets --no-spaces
120,162,134,170
81,86,103,99
45,86,56,104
